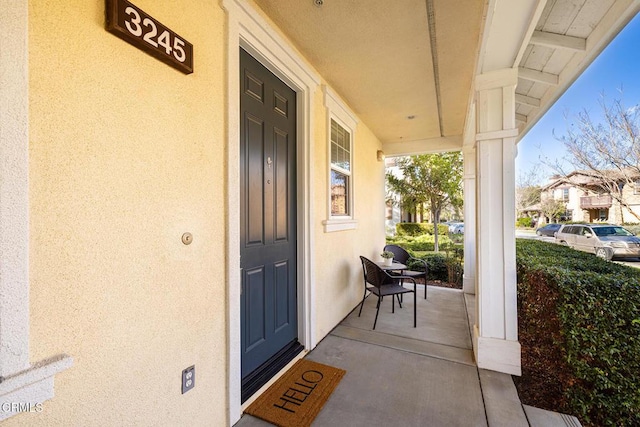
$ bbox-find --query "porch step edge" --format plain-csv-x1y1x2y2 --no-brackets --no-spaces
331,324,475,366
523,404,582,427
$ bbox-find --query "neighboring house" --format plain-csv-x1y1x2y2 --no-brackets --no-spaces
1,1,637,426
540,171,640,224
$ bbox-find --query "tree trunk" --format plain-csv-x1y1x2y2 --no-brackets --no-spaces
433,208,440,252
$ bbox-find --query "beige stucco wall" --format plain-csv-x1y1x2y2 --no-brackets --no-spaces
567,187,585,222
618,183,640,224
15,0,227,425
7,0,386,425
311,96,386,339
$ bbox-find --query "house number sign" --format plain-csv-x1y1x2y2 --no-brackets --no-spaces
106,0,193,74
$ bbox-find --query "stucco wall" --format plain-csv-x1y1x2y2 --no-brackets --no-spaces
14,0,227,425
567,187,585,221
311,98,386,340
6,0,387,425
618,183,640,223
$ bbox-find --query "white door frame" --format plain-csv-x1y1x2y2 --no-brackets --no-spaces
223,0,320,424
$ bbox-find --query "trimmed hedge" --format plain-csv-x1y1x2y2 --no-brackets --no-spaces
516,217,533,228
386,234,459,252
380,245,462,284
516,239,640,426
396,222,449,237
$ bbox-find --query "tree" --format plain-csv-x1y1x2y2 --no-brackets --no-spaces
386,152,463,251
540,198,566,223
516,165,542,212
550,95,640,221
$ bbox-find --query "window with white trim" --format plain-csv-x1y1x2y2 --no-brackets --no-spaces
322,86,358,232
330,119,351,216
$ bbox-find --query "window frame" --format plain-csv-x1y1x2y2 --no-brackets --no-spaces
329,118,352,217
322,86,358,232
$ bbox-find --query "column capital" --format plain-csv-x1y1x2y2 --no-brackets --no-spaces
475,68,518,92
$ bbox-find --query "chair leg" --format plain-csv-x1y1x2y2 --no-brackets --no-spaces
358,289,368,317
373,296,382,330
413,285,426,328
392,293,395,313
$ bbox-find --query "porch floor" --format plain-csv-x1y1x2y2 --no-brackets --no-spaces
234,286,580,427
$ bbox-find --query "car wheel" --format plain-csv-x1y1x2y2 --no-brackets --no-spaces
595,247,613,261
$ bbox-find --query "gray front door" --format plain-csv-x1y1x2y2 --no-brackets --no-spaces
239,48,300,401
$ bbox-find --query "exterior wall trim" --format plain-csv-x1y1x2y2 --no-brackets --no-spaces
0,1,72,420
223,0,320,424
322,85,359,231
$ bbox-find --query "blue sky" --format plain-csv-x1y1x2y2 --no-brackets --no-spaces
516,12,640,184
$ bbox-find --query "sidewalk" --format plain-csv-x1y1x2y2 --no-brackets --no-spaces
235,286,581,426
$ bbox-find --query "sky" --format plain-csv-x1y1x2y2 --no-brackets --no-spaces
515,12,640,185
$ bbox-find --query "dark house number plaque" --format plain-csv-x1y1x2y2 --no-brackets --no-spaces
106,0,193,74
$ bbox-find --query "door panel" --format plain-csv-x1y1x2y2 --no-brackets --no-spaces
245,266,266,352
240,48,298,383
245,114,265,246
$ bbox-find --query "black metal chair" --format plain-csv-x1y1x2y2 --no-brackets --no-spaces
358,256,416,330
383,244,428,299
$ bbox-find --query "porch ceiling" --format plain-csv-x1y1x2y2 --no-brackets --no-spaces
251,0,640,155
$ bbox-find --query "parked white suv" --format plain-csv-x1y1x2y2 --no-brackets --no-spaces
555,224,640,260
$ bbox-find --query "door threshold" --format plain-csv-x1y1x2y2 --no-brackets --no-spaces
241,348,308,409
241,340,304,403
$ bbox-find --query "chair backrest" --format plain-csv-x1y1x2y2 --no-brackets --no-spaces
360,256,389,289
383,244,410,264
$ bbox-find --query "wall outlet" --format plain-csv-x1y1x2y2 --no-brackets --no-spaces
182,365,195,394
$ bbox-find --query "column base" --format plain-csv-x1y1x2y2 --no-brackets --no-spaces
473,325,521,376
463,274,475,295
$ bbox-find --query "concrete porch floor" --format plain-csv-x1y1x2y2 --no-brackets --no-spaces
234,286,581,427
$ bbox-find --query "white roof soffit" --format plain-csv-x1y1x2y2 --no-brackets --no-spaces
514,0,640,139
464,0,640,147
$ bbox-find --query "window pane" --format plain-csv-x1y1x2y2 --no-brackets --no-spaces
331,170,349,216
330,119,350,172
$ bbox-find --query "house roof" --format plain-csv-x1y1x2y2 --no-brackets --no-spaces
520,203,541,212
542,168,640,191
251,0,640,157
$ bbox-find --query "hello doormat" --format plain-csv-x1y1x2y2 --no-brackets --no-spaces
244,359,346,427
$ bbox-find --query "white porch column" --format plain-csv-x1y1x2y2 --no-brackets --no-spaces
462,146,476,295
473,68,521,376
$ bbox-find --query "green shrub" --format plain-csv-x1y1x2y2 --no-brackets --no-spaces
415,252,448,282
516,240,640,426
386,233,453,252
395,222,448,237
516,217,533,228
382,246,460,283
396,223,430,236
